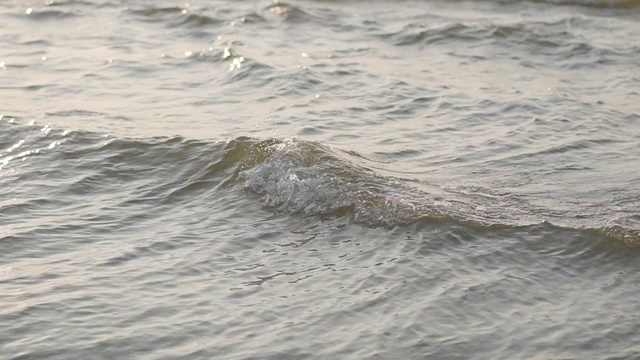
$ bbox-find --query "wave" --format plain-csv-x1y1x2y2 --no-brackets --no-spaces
241,138,443,226
1,117,638,246
237,137,640,246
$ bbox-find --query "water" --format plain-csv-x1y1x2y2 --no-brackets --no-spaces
1,0,640,359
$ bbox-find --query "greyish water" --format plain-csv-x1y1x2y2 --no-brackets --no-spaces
1,0,640,358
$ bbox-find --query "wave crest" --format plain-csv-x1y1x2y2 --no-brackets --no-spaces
241,139,442,227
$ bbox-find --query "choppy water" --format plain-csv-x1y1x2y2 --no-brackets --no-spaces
2,0,640,359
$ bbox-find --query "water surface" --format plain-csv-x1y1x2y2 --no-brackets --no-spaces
1,0,640,359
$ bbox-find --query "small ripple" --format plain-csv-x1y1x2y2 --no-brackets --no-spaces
128,6,222,29
174,13,223,29
20,9,80,20
224,57,275,85
393,22,485,46
128,6,185,18
238,12,267,24
264,2,311,23
491,17,639,66
44,0,106,7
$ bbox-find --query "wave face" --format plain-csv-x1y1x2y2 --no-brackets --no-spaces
242,138,440,226
240,137,640,244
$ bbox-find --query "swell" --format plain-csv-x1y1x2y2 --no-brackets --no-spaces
1,118,638,247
